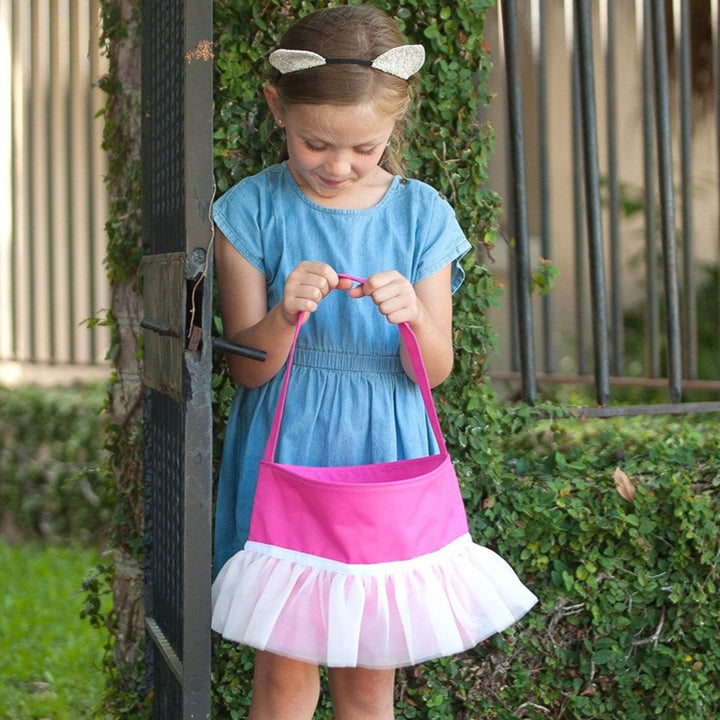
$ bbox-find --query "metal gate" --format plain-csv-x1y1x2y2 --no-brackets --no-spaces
140,1,215,717
494,0,720,416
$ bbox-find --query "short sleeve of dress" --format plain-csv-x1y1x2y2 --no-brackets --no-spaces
410,183,472,294
212,172,268,275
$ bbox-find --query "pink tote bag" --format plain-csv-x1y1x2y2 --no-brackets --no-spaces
250,275,469,565
211,274,538,668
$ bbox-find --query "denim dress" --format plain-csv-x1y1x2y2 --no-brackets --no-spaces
212,163,471,577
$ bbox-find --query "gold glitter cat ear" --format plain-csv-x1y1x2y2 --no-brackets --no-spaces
268,45,425,81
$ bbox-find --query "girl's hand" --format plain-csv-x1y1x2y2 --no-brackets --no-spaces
348,271,419,325
281,261,354,325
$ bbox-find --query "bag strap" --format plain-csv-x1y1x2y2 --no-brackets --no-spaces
263,273,448,462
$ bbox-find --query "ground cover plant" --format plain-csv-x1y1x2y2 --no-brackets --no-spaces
447,409,720,719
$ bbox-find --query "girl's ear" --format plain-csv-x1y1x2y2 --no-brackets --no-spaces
264,85,283,125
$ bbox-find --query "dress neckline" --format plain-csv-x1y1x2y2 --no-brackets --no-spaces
281,162,402,215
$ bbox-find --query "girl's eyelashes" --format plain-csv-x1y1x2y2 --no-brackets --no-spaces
303,141,379,156
304,141,327,152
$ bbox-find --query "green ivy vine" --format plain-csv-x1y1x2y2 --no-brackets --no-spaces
211,2,502,718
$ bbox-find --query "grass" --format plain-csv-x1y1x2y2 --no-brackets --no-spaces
0,542,107,720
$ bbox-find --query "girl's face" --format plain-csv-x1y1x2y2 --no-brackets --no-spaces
266,89,397,208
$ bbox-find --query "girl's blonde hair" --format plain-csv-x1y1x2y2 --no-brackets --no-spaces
269,4,419,175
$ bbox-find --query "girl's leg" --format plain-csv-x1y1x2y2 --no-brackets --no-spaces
327,667,396,720
248,650,320,720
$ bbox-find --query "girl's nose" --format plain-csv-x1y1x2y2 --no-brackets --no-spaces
323,151,352,177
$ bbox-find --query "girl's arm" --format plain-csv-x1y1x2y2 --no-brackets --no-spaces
215,227,352,388
349,266,454,387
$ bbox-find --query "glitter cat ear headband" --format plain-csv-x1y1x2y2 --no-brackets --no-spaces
268,44,426,81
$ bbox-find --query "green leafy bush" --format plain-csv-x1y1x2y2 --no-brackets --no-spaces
463,411,720,719
0,383,109,543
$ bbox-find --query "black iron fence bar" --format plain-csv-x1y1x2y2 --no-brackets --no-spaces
642,0,661,378
571,40,590,377
574,0,610,406
490,370,720,393
605,0,623,376
212,337,267,361
535,0,554,373
501,9,520,377
141,319,181,339
649,0,683,403
501,0,537,402
679,0,697,380
576,400,720,418
503,50,521,381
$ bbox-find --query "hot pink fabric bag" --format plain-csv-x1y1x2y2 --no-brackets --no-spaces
211,274,538,668
250,275,469,565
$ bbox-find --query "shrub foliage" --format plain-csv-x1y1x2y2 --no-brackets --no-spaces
451,409,720,719
0,384,108,543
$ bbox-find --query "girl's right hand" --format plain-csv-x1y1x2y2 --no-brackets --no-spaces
280,261,352,325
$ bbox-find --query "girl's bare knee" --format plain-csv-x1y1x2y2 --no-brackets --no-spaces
328,667,395,720
249,651,320,720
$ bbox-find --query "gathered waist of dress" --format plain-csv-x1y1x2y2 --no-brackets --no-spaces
292,347,404,374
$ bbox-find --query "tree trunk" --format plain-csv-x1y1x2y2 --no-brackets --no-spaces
99,0,145,682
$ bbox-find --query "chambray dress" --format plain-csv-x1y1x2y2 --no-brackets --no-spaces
212,162,471,577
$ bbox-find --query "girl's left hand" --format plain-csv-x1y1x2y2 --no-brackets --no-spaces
348,271,419,325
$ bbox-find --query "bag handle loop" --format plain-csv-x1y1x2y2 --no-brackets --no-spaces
263,273,448,462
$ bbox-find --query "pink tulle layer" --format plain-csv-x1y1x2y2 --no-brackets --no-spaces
211,534,538,668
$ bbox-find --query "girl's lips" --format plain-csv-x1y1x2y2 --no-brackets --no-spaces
319,177,346,187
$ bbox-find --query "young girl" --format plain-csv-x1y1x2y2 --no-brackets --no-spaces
211,5,537,719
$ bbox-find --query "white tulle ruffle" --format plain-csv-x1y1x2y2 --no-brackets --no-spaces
211,534,538,669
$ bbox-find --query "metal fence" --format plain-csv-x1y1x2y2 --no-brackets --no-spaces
0,0,109,375
484,0,720,414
